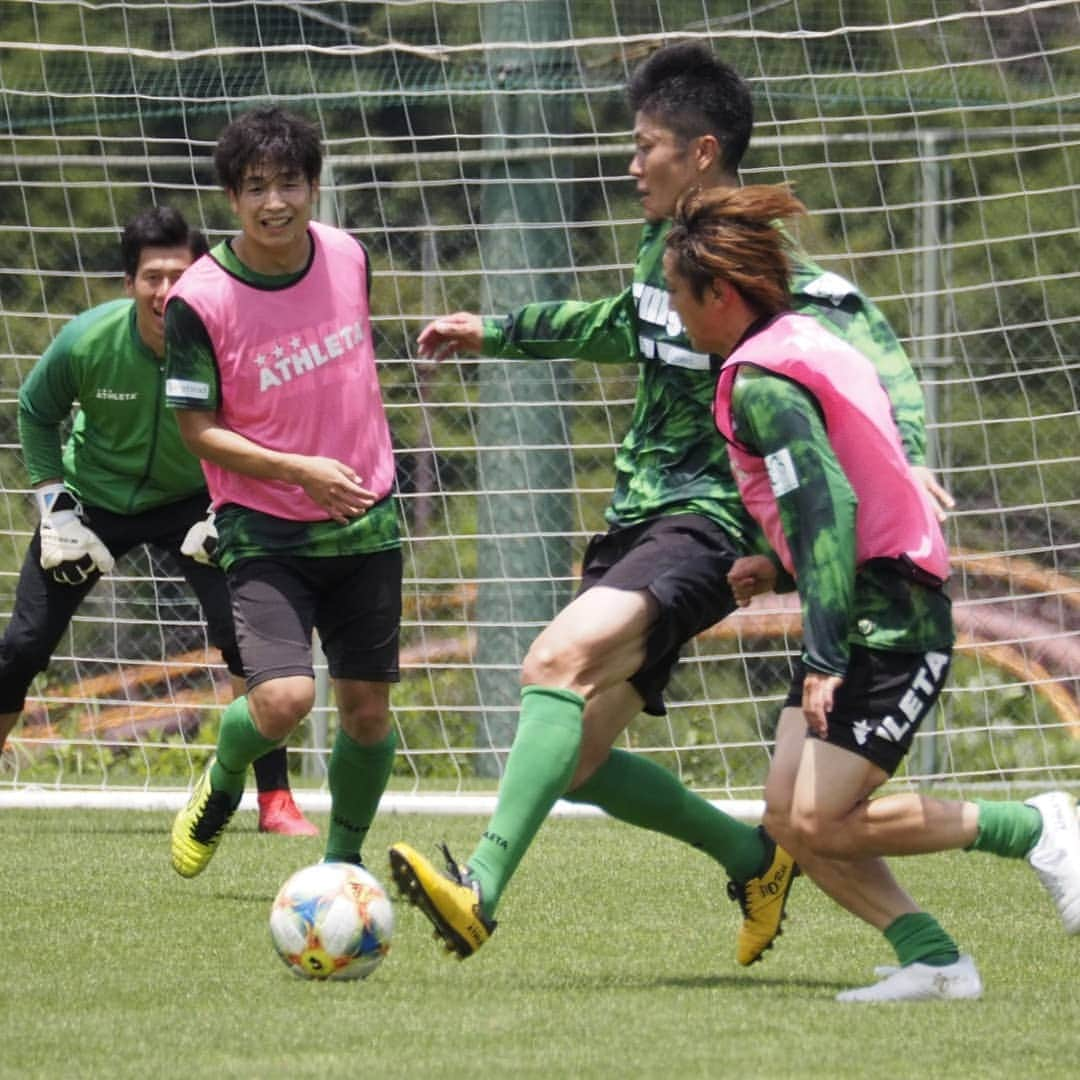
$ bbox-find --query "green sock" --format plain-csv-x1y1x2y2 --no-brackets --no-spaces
468,686,585,918
324,727,397,864
884,912,960,967
211,696,281,803
967,800,1043,858
563,747,765,881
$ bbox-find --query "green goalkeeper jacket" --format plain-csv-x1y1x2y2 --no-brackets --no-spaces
18,298,207,515
481,220,928,550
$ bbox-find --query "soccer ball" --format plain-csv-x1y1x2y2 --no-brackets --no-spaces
269,861,394,981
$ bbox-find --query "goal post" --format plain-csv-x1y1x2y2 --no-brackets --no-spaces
1,1,1077,812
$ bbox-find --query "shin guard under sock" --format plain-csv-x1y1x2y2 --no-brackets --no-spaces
467,686,585,917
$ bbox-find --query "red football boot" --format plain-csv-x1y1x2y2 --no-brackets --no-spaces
257,789,319,836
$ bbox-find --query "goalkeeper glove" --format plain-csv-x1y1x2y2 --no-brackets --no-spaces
36,482,115,585
180,507,218,566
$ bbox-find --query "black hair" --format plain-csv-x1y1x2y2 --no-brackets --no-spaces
120,205,208,278
212,105,323,193
627,42,753,174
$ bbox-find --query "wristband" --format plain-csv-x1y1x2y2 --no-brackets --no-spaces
35,483,79,518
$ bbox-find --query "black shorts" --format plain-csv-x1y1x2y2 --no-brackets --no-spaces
577,513,739,715
0,493,241,713
785,644,952,775
227,547,402,691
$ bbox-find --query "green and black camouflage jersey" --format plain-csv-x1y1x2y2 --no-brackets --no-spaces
483,222,756,548
164,238,399,572
482,219,929,548
730,366,953,676
788,245,927,467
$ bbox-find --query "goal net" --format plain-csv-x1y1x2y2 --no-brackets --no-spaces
2,0,1077,813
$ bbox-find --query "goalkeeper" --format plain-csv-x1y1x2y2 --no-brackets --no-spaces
389,42,952,965
0,205,317,837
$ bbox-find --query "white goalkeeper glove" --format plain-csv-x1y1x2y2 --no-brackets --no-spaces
180,507,218,566
36,482,115,585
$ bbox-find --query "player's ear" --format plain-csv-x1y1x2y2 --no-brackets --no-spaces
710,278,733,304
695,134,720,174
123,275,135,297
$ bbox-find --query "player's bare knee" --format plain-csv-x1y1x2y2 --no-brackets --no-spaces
250,683,313,740
337,701,391,744
521,638,581,690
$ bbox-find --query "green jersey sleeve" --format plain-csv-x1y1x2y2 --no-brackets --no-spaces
477,225,757,540
731,367,857,676
164,296,220,411
482,289,640,364
790,252,927,467
17,317,85,484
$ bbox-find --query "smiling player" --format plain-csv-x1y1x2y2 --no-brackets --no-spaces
165,108,401,878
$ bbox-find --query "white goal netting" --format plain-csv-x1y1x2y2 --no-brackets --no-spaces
1,1,1077,810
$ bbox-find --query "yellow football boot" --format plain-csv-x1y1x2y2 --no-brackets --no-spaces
170,759,238,878
728,828,800,965
388,841,495,958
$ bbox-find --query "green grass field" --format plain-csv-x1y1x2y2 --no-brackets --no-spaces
3,808,1078,1079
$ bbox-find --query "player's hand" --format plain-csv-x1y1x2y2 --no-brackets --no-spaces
417,312,484,361
801,671,843,738
180,509,218,565
35,483,115,585
727,554,778,607
909,465,955,523
292,457,376,524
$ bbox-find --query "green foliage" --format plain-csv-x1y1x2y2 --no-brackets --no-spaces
9,642,1074,792
10,703,222,786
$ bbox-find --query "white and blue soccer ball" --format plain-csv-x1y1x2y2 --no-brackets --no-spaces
270,861,393,980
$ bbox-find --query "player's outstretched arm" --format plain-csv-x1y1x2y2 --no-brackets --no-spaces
417,312,484,361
